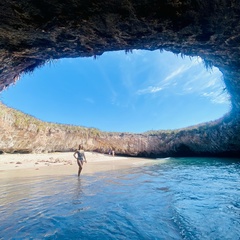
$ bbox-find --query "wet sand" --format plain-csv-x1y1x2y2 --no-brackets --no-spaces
0,152,157,179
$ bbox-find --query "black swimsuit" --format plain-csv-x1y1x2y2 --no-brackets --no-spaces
76,150,84,161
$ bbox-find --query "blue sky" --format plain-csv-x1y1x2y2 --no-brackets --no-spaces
0,50,230,133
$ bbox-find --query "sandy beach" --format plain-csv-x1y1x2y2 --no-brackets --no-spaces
0,152,157,179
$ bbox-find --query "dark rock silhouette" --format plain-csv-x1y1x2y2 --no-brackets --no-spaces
0,1,240,157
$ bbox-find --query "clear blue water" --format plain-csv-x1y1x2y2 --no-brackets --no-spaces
0,157,240,240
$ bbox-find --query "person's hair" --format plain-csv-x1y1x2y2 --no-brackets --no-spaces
78,144,83,150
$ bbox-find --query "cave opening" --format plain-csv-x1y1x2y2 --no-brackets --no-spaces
0,50,230,133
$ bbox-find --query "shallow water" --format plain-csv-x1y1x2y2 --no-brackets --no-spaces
0,157,240,240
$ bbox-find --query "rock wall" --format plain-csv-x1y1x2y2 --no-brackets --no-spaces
1,1,240,157
1,103,240,157
0,103,152,155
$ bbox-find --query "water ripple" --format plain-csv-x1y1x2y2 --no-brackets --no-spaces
0,157,239,239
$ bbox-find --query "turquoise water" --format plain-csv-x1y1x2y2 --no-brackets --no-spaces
0,157,240,240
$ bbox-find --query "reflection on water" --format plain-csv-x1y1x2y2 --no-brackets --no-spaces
0,157,240,239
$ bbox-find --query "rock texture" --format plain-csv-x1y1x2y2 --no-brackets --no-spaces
0,1,240,157
1,103,240,157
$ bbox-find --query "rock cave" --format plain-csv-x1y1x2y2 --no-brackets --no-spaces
0,0,240,157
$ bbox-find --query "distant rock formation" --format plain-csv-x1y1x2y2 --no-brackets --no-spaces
1,103,240,157
0,1,240,157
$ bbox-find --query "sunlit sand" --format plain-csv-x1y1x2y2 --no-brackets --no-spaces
0,152,158,179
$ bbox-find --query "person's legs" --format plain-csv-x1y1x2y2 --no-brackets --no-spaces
77,160,83,177
78,166,82,177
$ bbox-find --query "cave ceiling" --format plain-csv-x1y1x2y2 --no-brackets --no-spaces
0,0,240,111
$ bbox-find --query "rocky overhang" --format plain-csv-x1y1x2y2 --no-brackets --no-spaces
0,1,240,157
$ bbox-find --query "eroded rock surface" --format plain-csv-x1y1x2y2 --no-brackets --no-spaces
1,103,240,157
0,1,240,157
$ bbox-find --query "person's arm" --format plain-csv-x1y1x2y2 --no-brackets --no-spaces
73,151,77,159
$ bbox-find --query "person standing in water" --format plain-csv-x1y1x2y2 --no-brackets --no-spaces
73,145,87,177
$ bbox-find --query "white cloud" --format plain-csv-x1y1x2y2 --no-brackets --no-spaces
137,86,163,95
150,87,163,93
126,50,229,108
212,94,230,104
136,59,203,96
164,65,186,82
201,90,230,104
171,62,229,105
163,57,202,82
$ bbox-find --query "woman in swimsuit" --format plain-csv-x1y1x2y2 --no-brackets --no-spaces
73,144,87,177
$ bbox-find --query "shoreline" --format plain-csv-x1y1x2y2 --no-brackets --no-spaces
0,152,158,179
